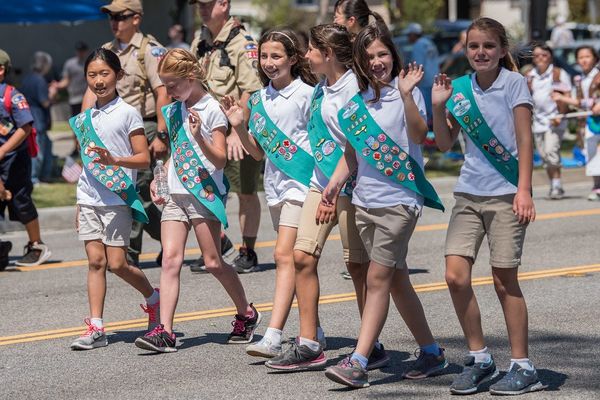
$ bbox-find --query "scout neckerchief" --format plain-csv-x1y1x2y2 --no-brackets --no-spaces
447,75,519,187
248,91,314,186
69,109,148,223
162,102,229,228
307,81,355,196
338,93,444,211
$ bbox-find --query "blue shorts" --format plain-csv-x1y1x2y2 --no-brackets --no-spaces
0,148,38,224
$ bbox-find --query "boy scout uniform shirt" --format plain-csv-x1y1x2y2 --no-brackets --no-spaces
102,32,166,118
0,83,34,155
190,17,262,102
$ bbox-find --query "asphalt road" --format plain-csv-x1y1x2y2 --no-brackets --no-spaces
1,177,599,399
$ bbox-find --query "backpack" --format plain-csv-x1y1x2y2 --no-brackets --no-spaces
2,85,38,157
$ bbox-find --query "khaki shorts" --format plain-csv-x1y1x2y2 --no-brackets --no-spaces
224,157,262,194
269,200,303,231
355,204,419,269
445,193,527,268
161,193,218,226
534,129,562,167
294,189,369,264
78,204,132,247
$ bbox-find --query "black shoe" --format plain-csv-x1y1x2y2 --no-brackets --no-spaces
134,324,177,353
0,240,12,271
232,247,258,273
189,235,234,273
227,303,262,344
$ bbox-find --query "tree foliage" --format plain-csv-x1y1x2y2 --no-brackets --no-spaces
251,0,316,30
399,0,444,28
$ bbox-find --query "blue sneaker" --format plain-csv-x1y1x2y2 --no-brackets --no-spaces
489,364,546,395
450,355,499,395
367,343,390,370
403,348,449,379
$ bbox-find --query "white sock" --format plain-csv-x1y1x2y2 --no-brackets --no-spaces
316,326,325,341
90,318,103,329
145,289,160,305
263,327,282,345
510,358,535,371
551,178,562,189
469,347,492,364
299,337,320,352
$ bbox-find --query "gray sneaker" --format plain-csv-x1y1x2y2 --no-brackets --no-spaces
246,336,282,358
549,187,565,200
70,319,108,350
489,364,546,395
325,356,369,388
15,241,51,267
403,348,449,379
367,343,390,370
265,341,326,370
450,355,499,395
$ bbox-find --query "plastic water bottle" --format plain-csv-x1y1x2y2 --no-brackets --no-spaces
154,160,169,201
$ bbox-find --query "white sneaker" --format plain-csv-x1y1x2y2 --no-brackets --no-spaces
246,336,282,358
15,241,51,267
587,191,600,201
70,319,108,350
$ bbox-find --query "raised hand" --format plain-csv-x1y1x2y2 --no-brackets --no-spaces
398,61,424,97
89,146,117,166
220,95,245,128
432,73,454,107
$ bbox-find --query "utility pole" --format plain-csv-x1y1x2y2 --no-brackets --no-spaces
318,0,328,24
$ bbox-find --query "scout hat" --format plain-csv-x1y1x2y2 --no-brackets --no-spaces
0,49,11,72
101,0,144,15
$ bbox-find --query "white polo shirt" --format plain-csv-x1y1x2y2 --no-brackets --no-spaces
454,68,533,196
249,78,313,207
168,94,228,195
77,96,143,206
528,64,572,133
309,69,360,193
352,79,427,209
578,68,599,100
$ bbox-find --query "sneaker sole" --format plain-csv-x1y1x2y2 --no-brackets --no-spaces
15,249,52,267
70,338,108,350
134,337,177,353
490,381,547,396
246,345,280,358
227,311,262,344
265,356,328,371
234,265,258,274
403,359,449,379
450,368,500,395
325,368,370,388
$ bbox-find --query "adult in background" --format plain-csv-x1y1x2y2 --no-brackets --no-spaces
21,51,57,184
82,0,169,267
405,22,439,123
167,24,191,50
189,0,263,273
52,41,89,156
550,15,574,47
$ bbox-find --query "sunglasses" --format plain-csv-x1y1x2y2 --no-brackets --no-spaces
108,13,137,22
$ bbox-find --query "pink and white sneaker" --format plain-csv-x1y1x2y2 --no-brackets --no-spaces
140,288,160,330
70,318,108,350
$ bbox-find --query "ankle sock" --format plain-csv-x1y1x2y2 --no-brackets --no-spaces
421,342,441,356
469,347,492,364
316,326,325,342
551,178,562,189
90,318,103,329
263,327,282,344
351,352,368,369
298,337,320,352
145,289,160,305
242,236,256,250
510,358,534,371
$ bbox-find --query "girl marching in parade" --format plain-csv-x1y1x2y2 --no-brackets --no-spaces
70,48,159,350
319,23,447,388
432,17,545,395
134,49,260,353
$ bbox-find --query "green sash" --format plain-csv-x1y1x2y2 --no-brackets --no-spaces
69,109,148,223
338,94,444,211
248,92,314,186
162,102,228,228
447,75,519,187
587,115,600,134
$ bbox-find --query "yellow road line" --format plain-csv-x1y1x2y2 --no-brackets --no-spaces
1,263,599,347
7,208,600,273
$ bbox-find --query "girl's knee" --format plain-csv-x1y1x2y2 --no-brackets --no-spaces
273,248,293,267
161,255,183,274
445,269,471,292
203,257,223,274
88,256,107,271
293,250,315,272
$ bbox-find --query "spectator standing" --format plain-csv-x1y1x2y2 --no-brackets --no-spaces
167,24,191,50
550,15,574,47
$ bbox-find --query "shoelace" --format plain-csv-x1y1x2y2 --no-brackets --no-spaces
146,324,165,337
81,318,101,337
340,356,353,369
231,316,246,335
140,302,159,323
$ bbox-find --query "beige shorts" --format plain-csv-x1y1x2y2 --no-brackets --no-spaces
534,129,562,167
161,193,218,227
355,204,419,269
78,204,132,247
269,200,303,231
294,189,369,264
445,193,527,268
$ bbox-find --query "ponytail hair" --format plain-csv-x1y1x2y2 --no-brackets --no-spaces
258,28,318,86
467,17,518,72
334,0,384,29
309,24,353,70
158,48,209,91
352,22,401,103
